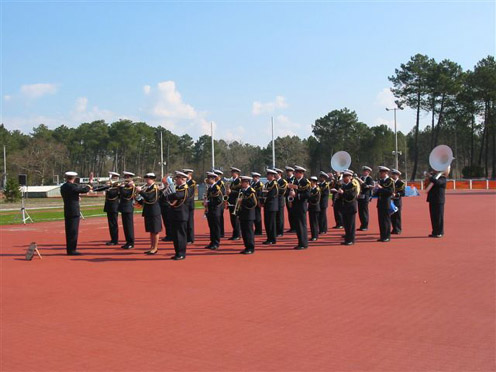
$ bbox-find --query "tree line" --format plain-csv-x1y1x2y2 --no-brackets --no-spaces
0,54,494,186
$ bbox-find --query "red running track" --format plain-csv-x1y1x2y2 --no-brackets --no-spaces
1,192,495,371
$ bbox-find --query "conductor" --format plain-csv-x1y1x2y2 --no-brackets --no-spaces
60,171,92,255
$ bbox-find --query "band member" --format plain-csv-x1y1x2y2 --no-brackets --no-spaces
227,167,242,240
165,171,189,260
262,169,279,245
94,172,120,245
391,169,406,235
288,166,310,250
160,175,173,242
357,166,374,231
285,166,296,232
214,169,226,238
119,171,136,249
374,166,395,242
237,176,258,254
274,168,288,237
318,171,330,234
330,172,344,229
137,173,161,254
183,169,196,244
308,176,321,241
251,172,264,235
425,166,448,238
339,170,359,245
60,171,92,255
204,172,223,250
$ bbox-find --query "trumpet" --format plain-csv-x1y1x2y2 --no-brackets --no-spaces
232,191,243,216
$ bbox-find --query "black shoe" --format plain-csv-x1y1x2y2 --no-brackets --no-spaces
204,244,213,249
358,227,368,231
171,255,185,260
187,241,194,245
106,241,118,246
262,241,275,245
67,251,82,256
293,246,307,250
121,244,134,249
341,241,354,246
209,245,219,250
434,234,443,238
228,237,240,241
310,237,318,241
377,238,390,242
240,250,254,255
276,234,283,238
144,250,158,255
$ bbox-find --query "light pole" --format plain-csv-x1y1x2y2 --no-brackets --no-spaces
386,106,403,170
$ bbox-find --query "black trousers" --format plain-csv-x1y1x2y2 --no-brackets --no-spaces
107,212,119,243
187,207,195,242
391,199,402,233
429,202,445,235
286,202,295,231
309,210,319,240
276,200,285,236
229,210,240,239
240,219,255,251
65,216,80,254
357,199,369,229
378,207,391,240
254,206,263,234
342,210,356,243
333,200,343,227
318,207,328,233
121,212,134,244
220,208,225,237
172,220,187,257
207,213,221,247
160,205,172,238
294,209,308,248
264,209,277,243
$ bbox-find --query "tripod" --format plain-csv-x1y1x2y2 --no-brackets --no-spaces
19,189,34,224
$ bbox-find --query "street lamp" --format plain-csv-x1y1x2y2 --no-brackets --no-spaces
386,106,404,170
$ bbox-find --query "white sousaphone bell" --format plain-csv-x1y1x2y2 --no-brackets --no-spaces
429,145,454,179
331,151,352,172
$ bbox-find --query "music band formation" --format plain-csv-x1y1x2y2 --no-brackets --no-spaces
59,162,448,260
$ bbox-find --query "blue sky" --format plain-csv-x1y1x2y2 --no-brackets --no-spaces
1,1,495,146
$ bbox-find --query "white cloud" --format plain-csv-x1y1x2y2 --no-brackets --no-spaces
3,95,11,101
252,96,288,116
272,114,302,137
375,88,396,108
20,83,58,99
145,80,212,136
75,97,88,112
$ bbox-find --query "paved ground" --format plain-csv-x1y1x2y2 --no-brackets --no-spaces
1,192,495,371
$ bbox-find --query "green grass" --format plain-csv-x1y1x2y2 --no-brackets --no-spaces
0,201,206,225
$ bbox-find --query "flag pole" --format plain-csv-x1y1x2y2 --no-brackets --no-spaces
271,116,275,168
211,122,215,170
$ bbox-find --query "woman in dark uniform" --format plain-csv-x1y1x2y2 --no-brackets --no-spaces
137,173,161,254
308,176,321,241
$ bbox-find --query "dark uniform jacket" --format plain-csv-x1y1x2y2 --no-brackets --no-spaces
358,175,374,200
186,179,196,211
166,183,189,222
376,177,395,209
206,183,224,216
341,181,359,213
330,179,341,203
60,182,91,217
238,187,257,221
262,180,279,212
93,183,120,212
119,183,136,213
319,181,329,209
277,178,288,204
427,176,446,204
140,183,161,217
228,177,242,205
285,175,295,198
393,179,406,200
308,186,321,212
292,177,310,212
